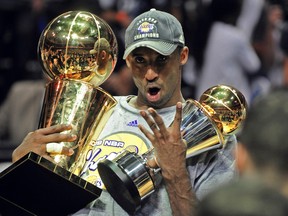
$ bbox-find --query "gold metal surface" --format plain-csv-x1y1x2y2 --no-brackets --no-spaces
37,11,119,179
38,11,118,86
199,84,247,136
39,79,117,172
182,99,224,157
0,10,119,214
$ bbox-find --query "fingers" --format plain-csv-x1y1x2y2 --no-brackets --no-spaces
140,109,160,131
146,156,160,169
147,108,166,135
40,125,76,156
36,124,73,136
46,142,74,156
173,102,183,131
46,142,63,153
44,133,77,144
33,124,77,144
140,108,166,136
139,102,183,135
139,111,155,141
14,124,76,161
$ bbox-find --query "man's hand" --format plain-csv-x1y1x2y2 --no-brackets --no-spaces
12,124,76,163
139,102,196,216
138,102,187,177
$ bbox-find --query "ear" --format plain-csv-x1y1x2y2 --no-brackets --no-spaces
180,46,189,65
125,58,131,68
235,142,250,175
101,50,107,59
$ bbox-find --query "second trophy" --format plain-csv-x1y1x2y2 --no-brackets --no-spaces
97,84,247,214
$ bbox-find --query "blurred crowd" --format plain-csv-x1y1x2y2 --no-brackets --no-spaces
1,0,288,100
1,0,288,158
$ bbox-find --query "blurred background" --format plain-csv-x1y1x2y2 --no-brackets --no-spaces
0,0,191,102
1,0,288,102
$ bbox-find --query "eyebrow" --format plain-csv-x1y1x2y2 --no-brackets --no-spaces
131,52,142,57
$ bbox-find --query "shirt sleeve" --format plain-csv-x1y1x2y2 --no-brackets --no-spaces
187,135,238,200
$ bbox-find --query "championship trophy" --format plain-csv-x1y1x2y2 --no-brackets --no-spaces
97,85,247,214
0,11,118,215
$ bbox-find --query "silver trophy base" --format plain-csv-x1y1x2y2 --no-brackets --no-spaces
98,150,156,215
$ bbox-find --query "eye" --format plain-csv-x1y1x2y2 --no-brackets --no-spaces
156,55,168,64
135,56,145,64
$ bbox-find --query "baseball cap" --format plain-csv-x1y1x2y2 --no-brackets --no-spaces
90,38,111,55
123,8,185,59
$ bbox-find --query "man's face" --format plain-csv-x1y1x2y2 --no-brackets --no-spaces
126,47,187,108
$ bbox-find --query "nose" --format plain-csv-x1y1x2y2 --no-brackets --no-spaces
145,67,158,82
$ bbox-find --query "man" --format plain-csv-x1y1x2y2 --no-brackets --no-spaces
12,9,237,215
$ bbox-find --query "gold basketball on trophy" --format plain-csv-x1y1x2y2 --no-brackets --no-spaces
38,10,118,86
199,84,247,136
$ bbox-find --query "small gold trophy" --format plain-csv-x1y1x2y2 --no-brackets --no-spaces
0,11,118,215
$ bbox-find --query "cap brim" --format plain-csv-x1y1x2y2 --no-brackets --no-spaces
123,40,178,59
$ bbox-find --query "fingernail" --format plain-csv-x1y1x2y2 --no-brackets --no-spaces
68,149,74,156
71,134,77,139
148,108,154,113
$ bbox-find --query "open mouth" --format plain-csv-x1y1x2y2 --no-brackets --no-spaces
147,87,161,102
148,87,160,96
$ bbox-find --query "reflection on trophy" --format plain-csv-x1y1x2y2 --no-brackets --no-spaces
97,85,247,214
0,11,118,215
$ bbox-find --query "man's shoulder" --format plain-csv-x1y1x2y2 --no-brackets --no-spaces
113,95,127,102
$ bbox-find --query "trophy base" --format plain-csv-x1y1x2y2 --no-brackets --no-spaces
98,151,155,215
98,158,140,215
0,152,101,216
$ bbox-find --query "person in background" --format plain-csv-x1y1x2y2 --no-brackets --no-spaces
196,177,288,216
190,0,260,103
236,87,288,198
0,78,45,171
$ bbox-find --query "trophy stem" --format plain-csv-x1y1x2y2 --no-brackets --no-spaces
39,79,117,173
